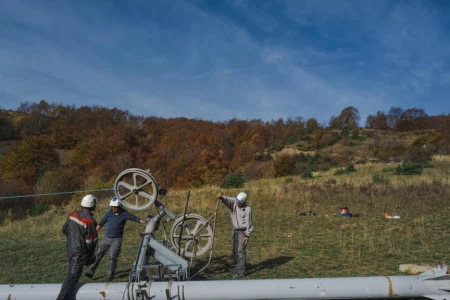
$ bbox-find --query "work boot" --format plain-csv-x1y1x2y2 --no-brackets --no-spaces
84,272,93,279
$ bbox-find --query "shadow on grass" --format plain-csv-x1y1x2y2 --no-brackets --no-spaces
246,256,295,276
105,255,295,281
191,255,295,279
190,255,234,280
115,269,132,281
84,269,132,281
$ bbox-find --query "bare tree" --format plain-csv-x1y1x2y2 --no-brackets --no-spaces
387,107,403,129
366,111,388,130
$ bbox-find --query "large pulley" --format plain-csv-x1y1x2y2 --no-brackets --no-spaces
113,168,160,211
113,168,215,262
170,214,214,258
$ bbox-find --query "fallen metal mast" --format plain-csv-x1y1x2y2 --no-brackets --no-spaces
1,265,450,300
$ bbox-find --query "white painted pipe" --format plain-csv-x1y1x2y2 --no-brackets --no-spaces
0,282,128,300
2,268,450,300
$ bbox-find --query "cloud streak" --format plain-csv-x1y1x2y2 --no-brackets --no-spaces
0,0,449,123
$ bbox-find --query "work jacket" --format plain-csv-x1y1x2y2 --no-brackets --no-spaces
220,196,254,237
98,209,141,238
62,209,98,258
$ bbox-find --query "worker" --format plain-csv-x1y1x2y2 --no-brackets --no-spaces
85,197,146,281
216,191,253,279
341,206,352,217
57,194,98,300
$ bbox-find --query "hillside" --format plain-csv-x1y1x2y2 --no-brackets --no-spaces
277,129,428,163
0,102,449,221
0,128,432,168
1,101,450,283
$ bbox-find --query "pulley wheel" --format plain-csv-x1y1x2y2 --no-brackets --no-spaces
113,168,159,211
170,214,214,258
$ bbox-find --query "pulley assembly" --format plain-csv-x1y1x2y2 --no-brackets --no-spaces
112,168,217,282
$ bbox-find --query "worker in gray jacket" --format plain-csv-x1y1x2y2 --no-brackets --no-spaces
216,191,253,279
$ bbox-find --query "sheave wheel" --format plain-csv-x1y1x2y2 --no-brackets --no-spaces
170,214,214,258
113,168,159,211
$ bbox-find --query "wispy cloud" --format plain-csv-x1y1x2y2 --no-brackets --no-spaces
0,0,449,122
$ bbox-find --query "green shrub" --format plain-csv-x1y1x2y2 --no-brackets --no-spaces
334,168,345,176
284,177,294,184
372,173,390,185
273,142,285,151
285,136,300,145
345,164,356,174
355,158,367,164
297,143,312,151
30,203,50,216
301,136,314,142
334,164,356,176
301,168,314,179
220,172,245,188
394,162,424,175
299,153,337,172
422,162,434,168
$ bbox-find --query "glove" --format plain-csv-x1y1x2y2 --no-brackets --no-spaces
216,192,223,199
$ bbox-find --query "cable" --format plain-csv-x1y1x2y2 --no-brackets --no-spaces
0,188,115,200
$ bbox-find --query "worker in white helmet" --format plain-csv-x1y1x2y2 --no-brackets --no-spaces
57,194,98,300
85,197,146,281
216,191,253,279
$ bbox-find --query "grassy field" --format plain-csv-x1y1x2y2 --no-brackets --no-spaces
1,157,450,284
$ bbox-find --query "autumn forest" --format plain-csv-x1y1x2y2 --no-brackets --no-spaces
1,100,449,215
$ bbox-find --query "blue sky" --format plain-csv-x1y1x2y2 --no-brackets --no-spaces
1,0,449,124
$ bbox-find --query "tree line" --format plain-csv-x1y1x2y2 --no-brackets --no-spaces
0,100,449,206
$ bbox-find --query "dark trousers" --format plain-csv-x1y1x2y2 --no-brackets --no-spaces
57,254,86,300
88,236,123,279
232,230,247,276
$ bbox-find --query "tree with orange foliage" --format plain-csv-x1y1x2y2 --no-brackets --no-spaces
274,154,294,177
0,136,59,185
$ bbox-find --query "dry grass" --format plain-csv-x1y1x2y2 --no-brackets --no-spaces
432,155,450,163
1,160,450,284
55,149,75,166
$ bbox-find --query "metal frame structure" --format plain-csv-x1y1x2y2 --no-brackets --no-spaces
113,168,216,282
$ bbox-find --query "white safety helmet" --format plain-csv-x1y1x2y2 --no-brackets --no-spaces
109,197,121,207
236,192,247,204
81,194,97,208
